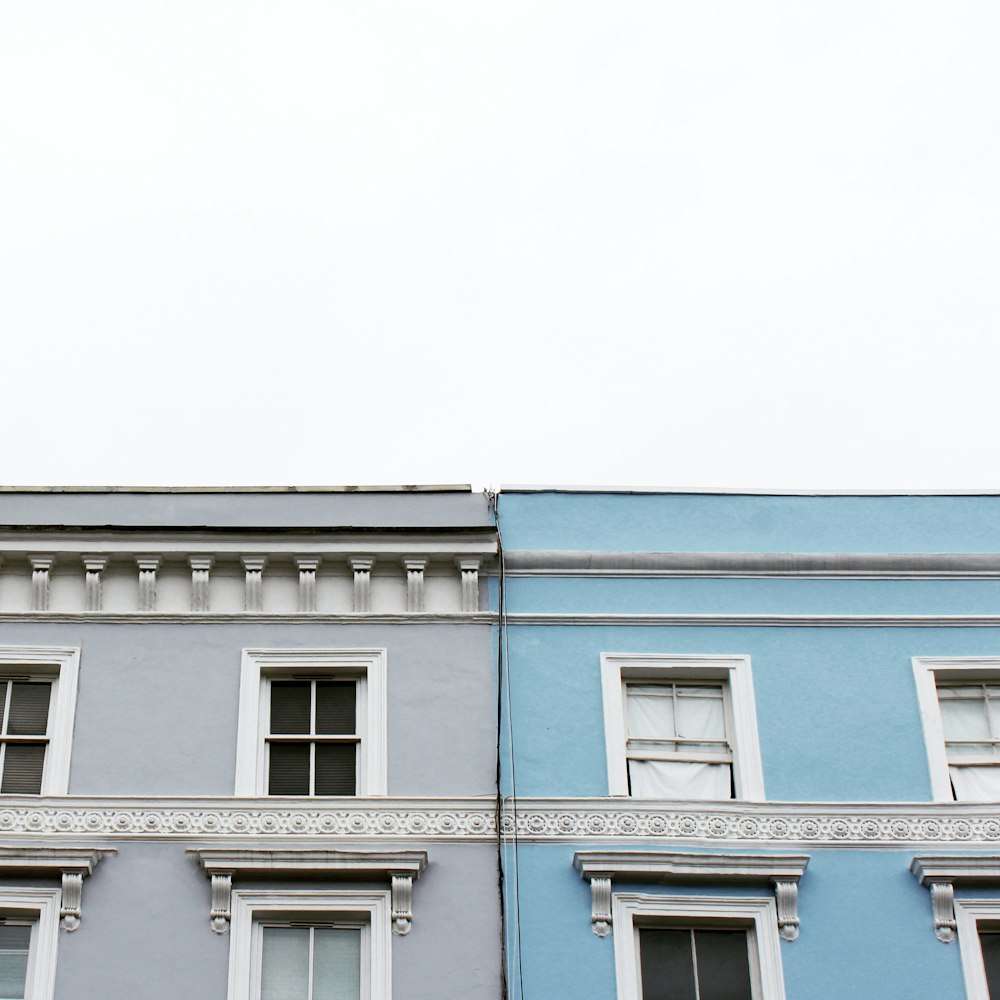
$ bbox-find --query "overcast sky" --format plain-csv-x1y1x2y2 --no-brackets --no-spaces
2,2,997,490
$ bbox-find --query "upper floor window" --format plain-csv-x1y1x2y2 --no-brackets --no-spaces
235,650,387,797
601,654,765,800
258,922,364,1000
0,647,79,796
912,657,1000,802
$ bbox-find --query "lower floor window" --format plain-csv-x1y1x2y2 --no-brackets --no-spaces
0,921,31,1000
980,930,1000,999
259,924,364,1000
638,927,752,1000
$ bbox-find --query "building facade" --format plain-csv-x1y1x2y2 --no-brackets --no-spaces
495,489,1000,1000
0,487,499,1000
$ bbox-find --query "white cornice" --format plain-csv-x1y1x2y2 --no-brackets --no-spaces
0,798,999,847
0,612,494,625
910,854,1000,943
506,613,1000,628
504,550,1000,578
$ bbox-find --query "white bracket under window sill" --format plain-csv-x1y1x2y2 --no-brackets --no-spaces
191,848,428,936
574,850,809,941
911,854,1000,943
0,846,114,931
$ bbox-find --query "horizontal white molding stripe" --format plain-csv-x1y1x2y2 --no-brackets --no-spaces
504,550,1000,578
0,613,494,625
506,613,1000,628
1,798,1000,847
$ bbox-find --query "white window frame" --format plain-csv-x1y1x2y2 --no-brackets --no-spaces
0,647,79,796
235,650,387,797
612,893,786,1000
0,887,61,1000
912,656,1000,802
601,654,765,799
227,889,390,1000
955,898,1000,1000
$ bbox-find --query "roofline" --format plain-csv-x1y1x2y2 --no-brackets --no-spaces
0,485,472,495
499,485,1000,497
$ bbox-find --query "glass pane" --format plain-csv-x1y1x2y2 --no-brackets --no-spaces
940,694,990,740
639,928,696,1000
1,743,46,794
313,928,362,1000
694,930,753,1000
950,765,1000,802
260,927,309,1000
315,683,356,736
314,744,356,796
267,743,311,795
0,924,30,1000
6,684,50,736
627,687,675,740
270,682,312,735
0,683,7,732
989,695,1000,740
675,688,726,740
981,932,1000,1000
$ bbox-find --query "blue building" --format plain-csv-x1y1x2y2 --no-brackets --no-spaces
495,489,1000,1000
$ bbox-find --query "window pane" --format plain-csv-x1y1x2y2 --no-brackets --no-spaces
981,932,1000,1000
694,930,753,1000
316,683,356,736
313,928,362,1000
627,687,676,740
629,759,732,799
6,684,50,736
0,743,46,794
267,743,311,795
940,694,991,740
675,689,726,741
261,927,309,1000
314,744,356,796
639,929,697,1000
0,924,30,1000
270,682,312,735
949,765,1000,801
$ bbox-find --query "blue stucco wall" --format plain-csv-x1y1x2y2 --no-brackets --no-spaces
503,846,967,1000
498,491,1000,553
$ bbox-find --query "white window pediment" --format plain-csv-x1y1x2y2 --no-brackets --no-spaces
574,850,808,941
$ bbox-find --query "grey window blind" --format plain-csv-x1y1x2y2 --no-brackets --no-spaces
0,922,31,1000
639,928,752,1000
0,681,51,795
267,680,358,796
260,925,361,1000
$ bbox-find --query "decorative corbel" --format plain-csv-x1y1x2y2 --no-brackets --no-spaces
296,558,320,612
136,557,161,612
60,872,83,931
82,557,108,612
189,556,214,612
241,557,267,613
350,558,374,612
402,559,427,613
589,877,613,937
456,558,480,613
773,879,800,941
30,557,54,612
391,874,414,935
210,873,233,934
929,881,957,943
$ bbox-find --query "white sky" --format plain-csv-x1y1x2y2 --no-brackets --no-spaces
2,2,998,491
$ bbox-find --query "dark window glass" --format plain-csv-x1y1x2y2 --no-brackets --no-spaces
268,743,310,795
640,928,752,1000
270,682,311,735
0,744,46,794
7,684,51,736
315,743,356,795
0,922,30,1000
316,682,355,735
981,931,1000,999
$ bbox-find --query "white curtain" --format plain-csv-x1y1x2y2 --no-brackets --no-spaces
950,765,1000,802
675,689,726,740
626,686,726,741
939,692,991,742
627,689,675,739
313,929,362,1000
629,759,732,799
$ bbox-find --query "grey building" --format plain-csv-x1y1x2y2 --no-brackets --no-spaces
0,487,499,1000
